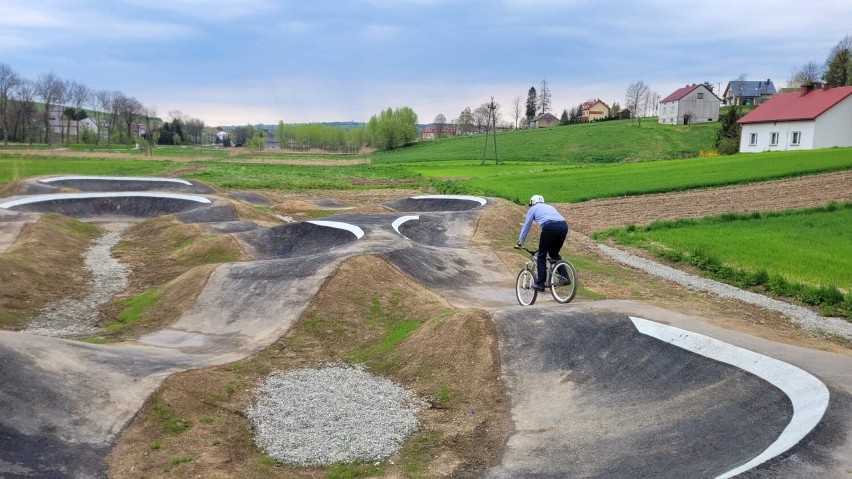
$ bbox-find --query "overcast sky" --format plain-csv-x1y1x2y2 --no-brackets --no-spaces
2,0,850,126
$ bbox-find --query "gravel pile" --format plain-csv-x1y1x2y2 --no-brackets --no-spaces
24,223,131,338
247,365,427,466
597,243,852,340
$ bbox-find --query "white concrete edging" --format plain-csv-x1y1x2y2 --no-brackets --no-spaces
306,220,364,239
0,192,211,209
412,194,486,205
39,176,193,185
391,215,419,239
630,316,830,479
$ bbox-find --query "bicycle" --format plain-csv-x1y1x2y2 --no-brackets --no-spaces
514,246,578,306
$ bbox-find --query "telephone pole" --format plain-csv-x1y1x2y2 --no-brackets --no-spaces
481,97,499,165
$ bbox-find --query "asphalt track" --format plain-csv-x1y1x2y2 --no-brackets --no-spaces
0,176,849,478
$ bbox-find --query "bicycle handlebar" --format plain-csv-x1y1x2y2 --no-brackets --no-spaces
514,245,538,256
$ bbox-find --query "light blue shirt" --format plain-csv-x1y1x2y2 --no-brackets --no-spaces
518,203,566,244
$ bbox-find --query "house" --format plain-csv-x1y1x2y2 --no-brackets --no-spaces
617,108,631,119
658,84,721,125
737,84,852,153
420,124,458,140
723,79,777,106
530,112,560,128
579,99,610,122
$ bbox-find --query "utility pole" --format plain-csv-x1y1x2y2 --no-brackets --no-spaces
481,97,499,165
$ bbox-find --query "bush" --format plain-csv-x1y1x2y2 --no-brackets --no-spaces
716,137,739,155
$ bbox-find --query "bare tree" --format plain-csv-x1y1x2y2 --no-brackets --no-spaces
736,72,748,82
13,80,38,144
647,91,660,117
186,117,205,144
433,113,446,139
458,107,474,134
36,73,65,145
512,96,522,129
97,90,122,149
0,63,22,146
823,35,852,87
114,94,143,145
788,61,824,88
140,104,157,156
625,81,651,127
538,79,552,114
67,81,91,144
474,104,490,133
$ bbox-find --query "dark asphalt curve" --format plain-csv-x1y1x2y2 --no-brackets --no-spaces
486,306,797,479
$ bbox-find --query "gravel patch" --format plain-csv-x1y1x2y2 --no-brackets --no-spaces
597,243,852,340
247,365,427,466
24,222,132,338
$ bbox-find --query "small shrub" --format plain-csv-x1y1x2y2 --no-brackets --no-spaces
699,149,719,158
150,440,160,450
716,137,739,155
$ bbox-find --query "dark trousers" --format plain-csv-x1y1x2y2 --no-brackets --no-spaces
537,221,568,285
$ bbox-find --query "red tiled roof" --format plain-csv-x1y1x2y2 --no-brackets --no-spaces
737,86,852,124
661,84,700,102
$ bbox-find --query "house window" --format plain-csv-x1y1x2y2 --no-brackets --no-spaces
770,132,779,146
791,131,801,145
697,92,704,99
749,133,758,146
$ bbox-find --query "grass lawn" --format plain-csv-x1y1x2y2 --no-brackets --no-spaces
372,119,719,164
595,203,852,317
442,148,852,203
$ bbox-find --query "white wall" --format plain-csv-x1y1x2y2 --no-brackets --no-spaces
739,120,816,153
657,85,720,125
813,95,852,149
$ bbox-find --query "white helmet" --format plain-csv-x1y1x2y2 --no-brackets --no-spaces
529,194,544,206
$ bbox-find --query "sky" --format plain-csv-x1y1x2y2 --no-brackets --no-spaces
2,0,850,127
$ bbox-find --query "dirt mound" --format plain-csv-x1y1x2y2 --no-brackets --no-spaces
0,214,100,329
107,254,509,478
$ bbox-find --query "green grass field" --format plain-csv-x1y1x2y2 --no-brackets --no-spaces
372,119,718,164
595,203,852,317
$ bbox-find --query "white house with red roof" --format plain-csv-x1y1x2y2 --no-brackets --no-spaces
658,84,721,125
737,84,852,153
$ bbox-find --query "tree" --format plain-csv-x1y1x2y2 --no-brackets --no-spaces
609,101,621,119
715,106,742,155
788,61,824,88
823,35,852,87
512,96,522,129
559,109,569,125
35,73,64,145
433,113,446,139
13,80,38,144
0,63,21,146
702,82,715,93
525,87,537,125
473,104,489,132
458,107,474,134
97,90,122,149
367,106,418,150
625,81,650,127
66,80,90,144
537,79,552,115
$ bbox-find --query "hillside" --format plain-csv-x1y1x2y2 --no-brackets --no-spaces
371,118,719,164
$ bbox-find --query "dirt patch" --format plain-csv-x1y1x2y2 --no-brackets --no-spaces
0,214,100,329
95,216,251,338
222,158,371,166
107,254,509,478
562,170,852,234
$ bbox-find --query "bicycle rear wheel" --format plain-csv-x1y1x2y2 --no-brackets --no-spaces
516,269,538,306
550,260,578,304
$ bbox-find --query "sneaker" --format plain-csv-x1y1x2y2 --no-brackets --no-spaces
533,283,546,291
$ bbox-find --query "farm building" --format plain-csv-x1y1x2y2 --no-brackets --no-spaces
530,113,559,128
658,84,721,125
737,84,852,153
723,79,777,106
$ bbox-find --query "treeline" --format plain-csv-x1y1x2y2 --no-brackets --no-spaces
274,122,367,153
0,63,205,151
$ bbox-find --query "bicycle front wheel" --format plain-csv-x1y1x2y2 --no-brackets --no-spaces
516,269,538,306
550,261,578,304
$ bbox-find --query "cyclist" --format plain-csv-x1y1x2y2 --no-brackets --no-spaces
515,194,569,291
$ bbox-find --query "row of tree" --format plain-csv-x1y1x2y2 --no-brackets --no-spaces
788,36,852,88
0,63,207,152
274,122,366,153
366,107,418,150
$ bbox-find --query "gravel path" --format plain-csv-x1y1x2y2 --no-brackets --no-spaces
597,243,852,340
247,365,427,466
24,223,132,338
